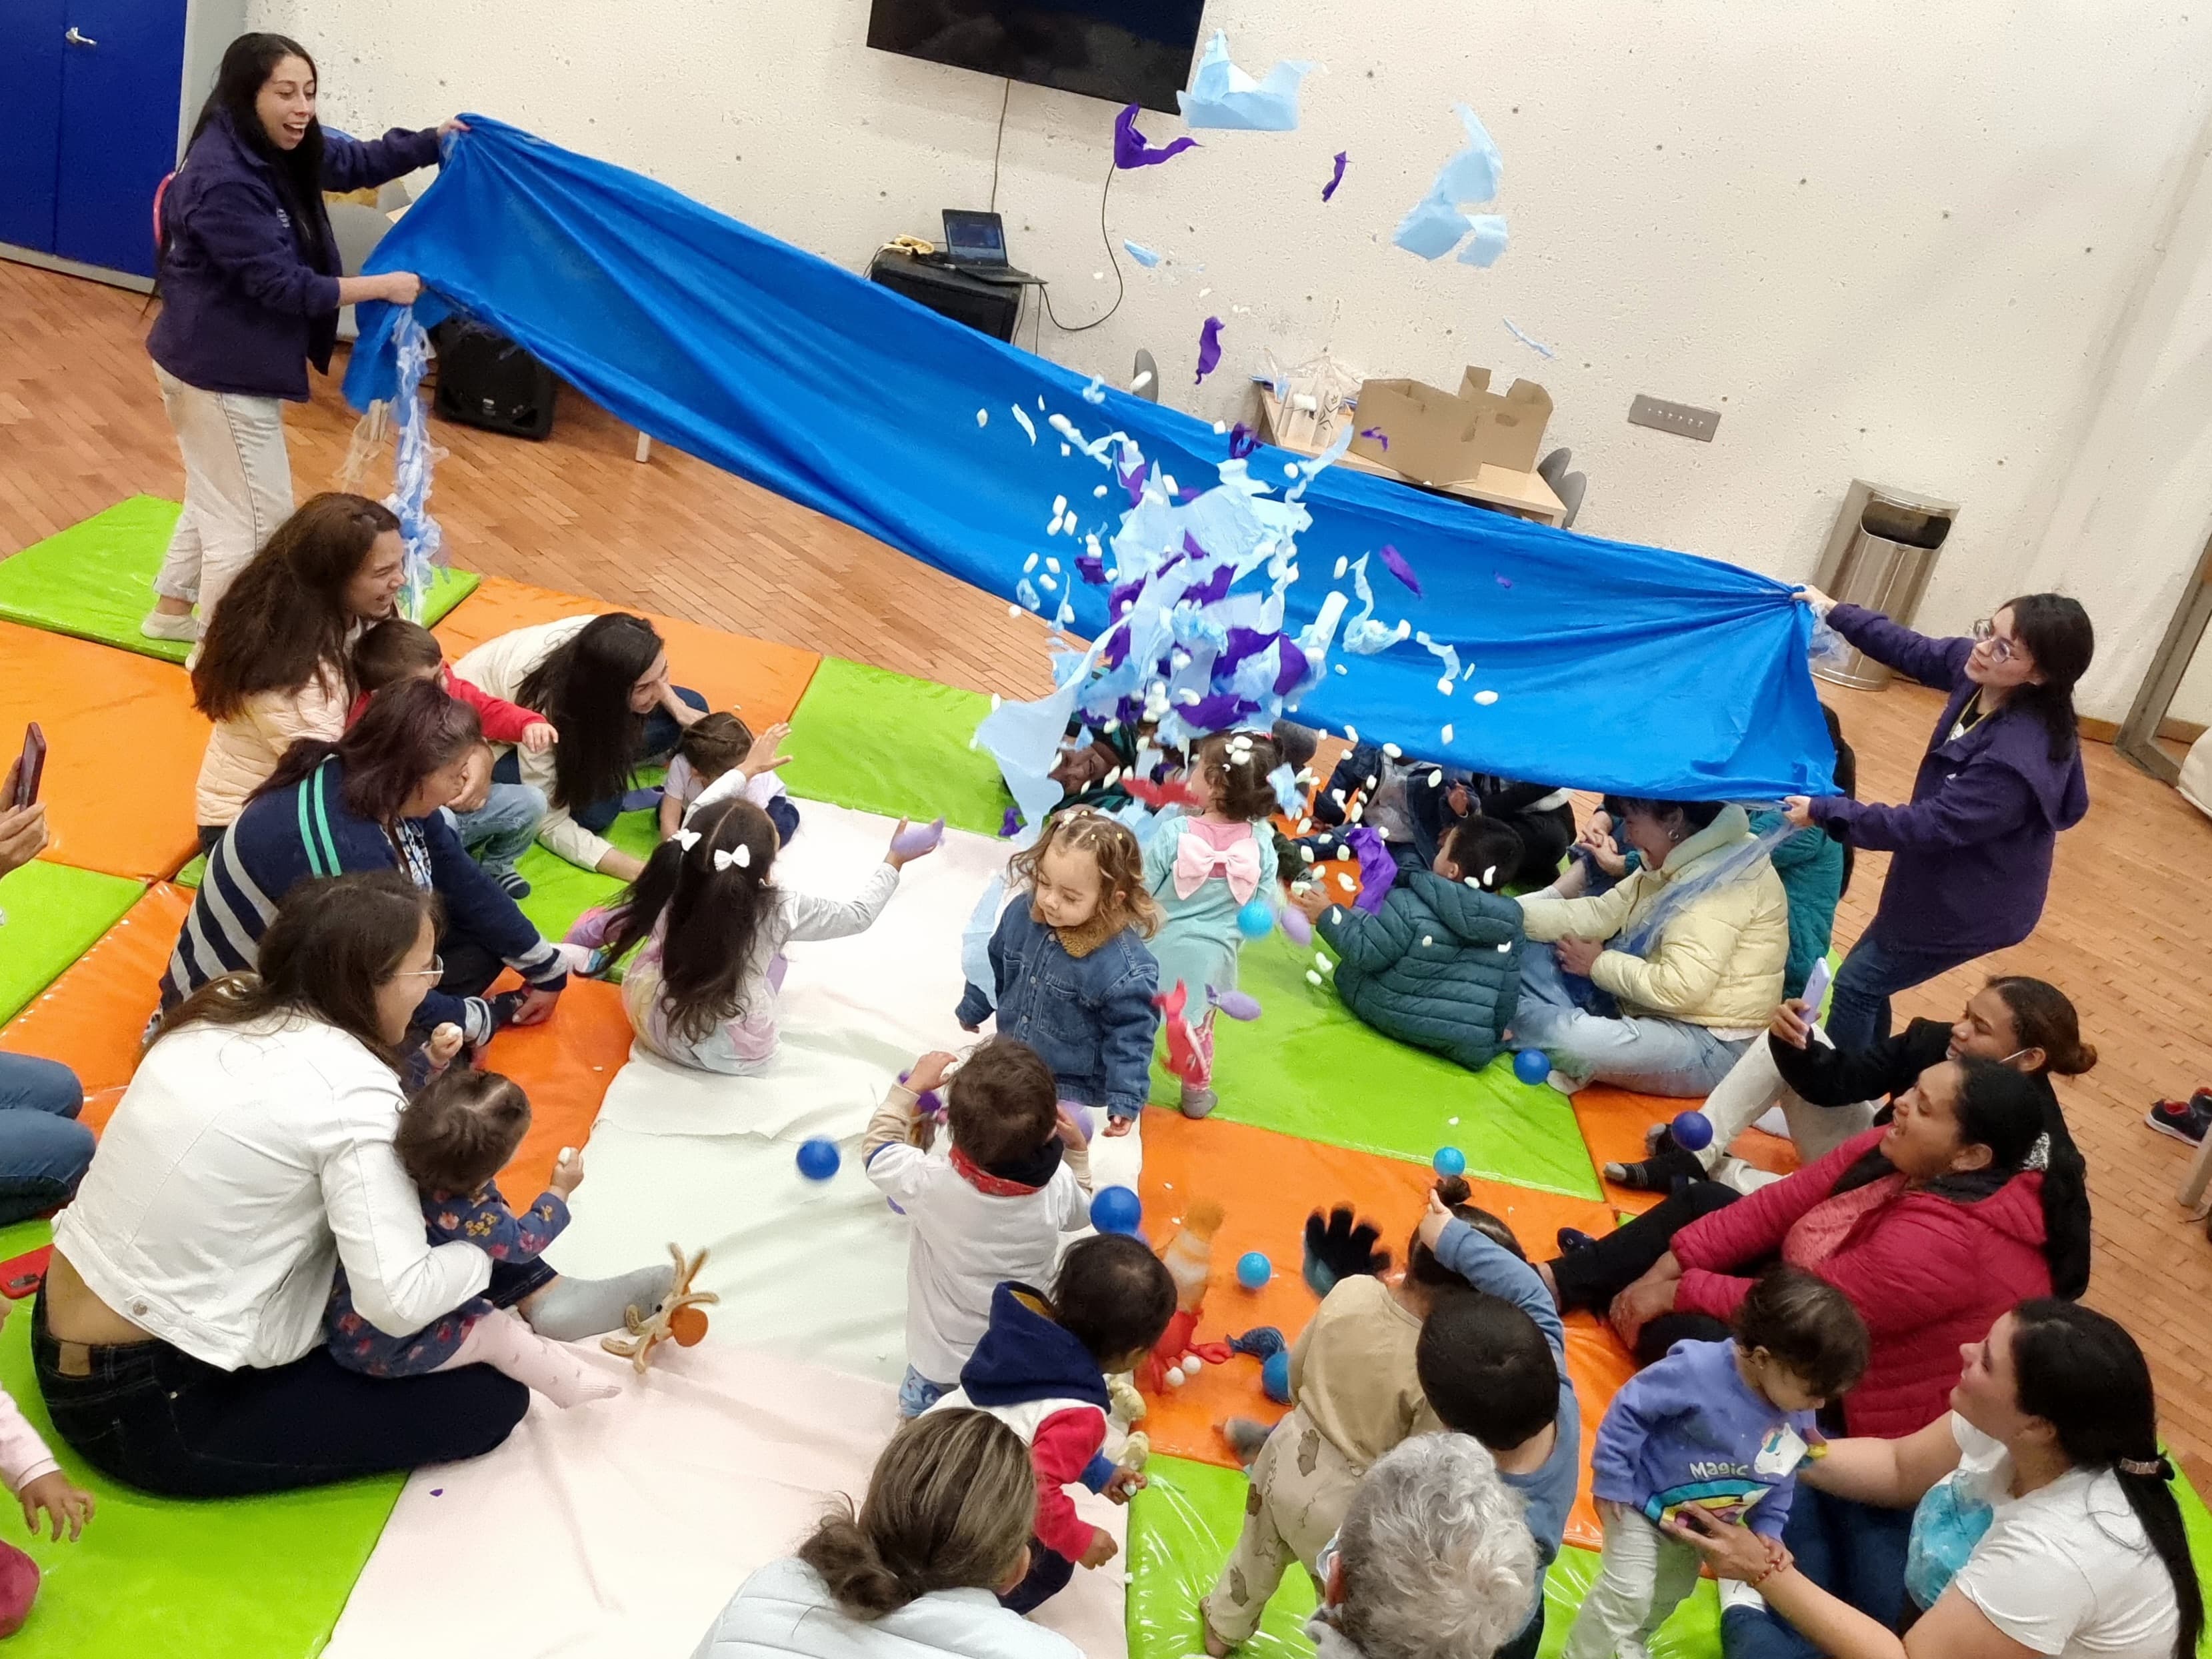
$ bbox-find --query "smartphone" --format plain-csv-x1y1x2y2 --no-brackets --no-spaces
11,724,43,811
1800,956,1833,1018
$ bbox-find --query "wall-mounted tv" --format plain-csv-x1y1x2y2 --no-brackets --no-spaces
867,0,1207,115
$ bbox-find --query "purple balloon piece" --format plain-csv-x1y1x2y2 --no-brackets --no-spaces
1323,150,1349,202
1076,551,1106,584
1195,315,1225,385
1343,825,1399,914
1209,986,1263,1022
1184,563,1233,607
1359,426,1389,451
1377,543,1423,599
1494,571,1514,589
890,815,945,859
1280,904,1313,946
1113,105,1199,170
1185,691,1257,731
999,806,1023,838
1122,459,1151,506
1228,421,1260,459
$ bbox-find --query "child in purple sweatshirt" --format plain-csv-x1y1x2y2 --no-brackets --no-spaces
1566,1266,1869,1659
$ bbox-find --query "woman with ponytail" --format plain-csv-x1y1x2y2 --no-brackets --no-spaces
1677,1300,2200,1659
693,1408,1079,1658
1783,591,2093,1054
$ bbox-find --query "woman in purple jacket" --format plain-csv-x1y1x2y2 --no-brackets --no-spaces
143,33,463,647
1782,591,2093,1052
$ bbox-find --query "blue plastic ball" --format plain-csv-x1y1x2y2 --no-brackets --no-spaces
1671,1110,1715,1152
1236,1251,1273,1290
1261,1349,1292,1404
1237,898,1276,940
1090,1184,1143,1236
1433,1146,1467,1178
796,1137,841,1181
1512,1047,1551,1086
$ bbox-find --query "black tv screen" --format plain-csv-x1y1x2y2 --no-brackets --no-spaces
867,0,1207,114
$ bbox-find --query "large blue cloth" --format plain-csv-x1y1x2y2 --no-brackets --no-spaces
346,117,1833,797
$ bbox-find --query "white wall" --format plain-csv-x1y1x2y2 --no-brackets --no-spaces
263,0,2212,718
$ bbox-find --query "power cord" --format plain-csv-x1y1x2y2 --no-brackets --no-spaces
989,78,1012,213
1041,153,1125,335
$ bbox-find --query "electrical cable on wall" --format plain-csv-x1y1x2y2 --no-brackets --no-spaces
988,78,1011,212
1042,155,1124,335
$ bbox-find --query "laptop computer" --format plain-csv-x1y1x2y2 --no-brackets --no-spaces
941,209,1044,285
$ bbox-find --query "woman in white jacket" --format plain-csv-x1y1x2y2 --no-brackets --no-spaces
693,1409,1080,1659
34,870,667,1496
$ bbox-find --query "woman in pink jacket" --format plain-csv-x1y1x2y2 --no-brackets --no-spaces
1547,1058,2075,1644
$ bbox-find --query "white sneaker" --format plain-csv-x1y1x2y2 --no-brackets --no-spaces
1546,1067,1591,1096
140,609,199,642
1716,1577,1767,1615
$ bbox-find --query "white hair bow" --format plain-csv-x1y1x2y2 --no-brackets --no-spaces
675,829,702,853
714,844,752,872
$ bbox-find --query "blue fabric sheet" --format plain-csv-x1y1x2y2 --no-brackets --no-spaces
346,117,1835,798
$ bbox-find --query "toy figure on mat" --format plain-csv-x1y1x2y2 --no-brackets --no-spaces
563,795,936,1072
1200,1178,1504,1656
957,809,1162,1139
864,1041,1095,1419
1565,1266,1869,1659
1138,1198,1229,1392
325,1060,618,1407
602,1244,716,1372
1143,731,1283,1119
659,713,801,846
928,1234,1177,1614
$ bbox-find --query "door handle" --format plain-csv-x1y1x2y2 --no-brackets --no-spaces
64,25,98,45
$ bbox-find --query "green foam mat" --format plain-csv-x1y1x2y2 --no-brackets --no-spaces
0,1220,403,1656
0,862,144,1022
1126,1454,1319,1658
2171,1460,2212,1655
174,854,205,890
0,496,479,664
778,657,1011,836
1195,940,1603,1199
511,794,663,948
1535,1546,1720,1659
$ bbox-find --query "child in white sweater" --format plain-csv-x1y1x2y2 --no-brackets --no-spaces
865,1040,1093,1418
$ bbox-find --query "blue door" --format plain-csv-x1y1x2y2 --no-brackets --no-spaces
53,0,187,277
0,0,68,253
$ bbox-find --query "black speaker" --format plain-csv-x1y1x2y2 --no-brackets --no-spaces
431,319,559,440
868,249,1021,342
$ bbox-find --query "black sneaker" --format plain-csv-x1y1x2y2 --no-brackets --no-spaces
2146,1091,2212,1146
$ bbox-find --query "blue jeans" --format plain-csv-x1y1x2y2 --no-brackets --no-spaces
443,782,546,878
1511,943,1749,1096
0,1054,96,1229
1721,1486,1913,1659
1824,927,1985,1054
897,1365,951,1419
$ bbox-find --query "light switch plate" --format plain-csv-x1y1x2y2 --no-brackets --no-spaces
1628,395,1721,443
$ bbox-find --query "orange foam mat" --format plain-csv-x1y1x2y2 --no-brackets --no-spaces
1571,1084,1799,1214
0,622,208,882
474,976,635,1196
431,575,822,727
1132,1113,1617,1504
0,882,190,1132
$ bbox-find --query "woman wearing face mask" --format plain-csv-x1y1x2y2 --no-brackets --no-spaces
1673,1301,2201,1659
1613,978,2095,1286
143,33,464,644
1785,591,2094,1054
1511,799,1792,1098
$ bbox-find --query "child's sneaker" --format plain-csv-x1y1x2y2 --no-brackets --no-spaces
2145,1090,2212,1146
139,607,198,642
1179,1082,1218,1120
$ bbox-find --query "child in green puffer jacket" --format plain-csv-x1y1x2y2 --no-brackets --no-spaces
1295,817,1526,1072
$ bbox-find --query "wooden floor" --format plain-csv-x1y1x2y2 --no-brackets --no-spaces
9,259,2212,1475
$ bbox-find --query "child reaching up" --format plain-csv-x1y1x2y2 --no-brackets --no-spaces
589,795,934,1072
865,1040,1095,1418
957,808,1162,1138
1564,1266,1870,1659
1142,731,1283,1120
929,1232,1177,1614
1413,1189,1583,1659
0,1290,95,1636
325,1065,617,1408
1201,1178,1486,1656
657,712,800,846
351,619,556,898
1295,815,1526,1073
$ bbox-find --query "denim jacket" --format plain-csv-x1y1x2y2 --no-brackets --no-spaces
956,902,1160,1120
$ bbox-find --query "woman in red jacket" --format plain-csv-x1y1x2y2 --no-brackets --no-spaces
1548,1058,2072,1642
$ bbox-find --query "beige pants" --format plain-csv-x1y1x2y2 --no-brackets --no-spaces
1564,1502,1707,1659
149,361,294,627
1697,1038,1879,1194
1203,1406,1363,1646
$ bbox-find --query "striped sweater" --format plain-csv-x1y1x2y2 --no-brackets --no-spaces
163,757,566,1044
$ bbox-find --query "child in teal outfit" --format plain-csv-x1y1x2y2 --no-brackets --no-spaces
1141,731,1283,1119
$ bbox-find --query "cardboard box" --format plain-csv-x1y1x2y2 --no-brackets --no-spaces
1347,367,1553,482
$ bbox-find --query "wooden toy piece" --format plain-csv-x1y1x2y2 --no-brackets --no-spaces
601,1242,719,1374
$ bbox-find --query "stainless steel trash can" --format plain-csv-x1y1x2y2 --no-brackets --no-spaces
1811,481,1959,691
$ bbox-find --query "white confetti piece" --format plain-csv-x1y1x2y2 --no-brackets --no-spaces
1447,1116,1460,1126
1284,463,1301,479
1011,406,1037,443
1060,443,1073,457
1442,723,1455,744
976,409,989,427
1474,690,1499,705
1299,846,1315,862
1382,742,1402,759
1213,420,1229,434
1335,872,1355,891
1345,725,1360,743
1307,969,1324,986
1422,935,1434,947
1130,369,1155,391
1333,664,1347,675
1428,769,1445,788
1481,864,1497,886
1023,553,1039,573
1333,556,1348,579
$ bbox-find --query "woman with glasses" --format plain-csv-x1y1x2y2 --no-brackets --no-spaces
165,677,569,1050
37,870,669,1494
1780,591,2093,1053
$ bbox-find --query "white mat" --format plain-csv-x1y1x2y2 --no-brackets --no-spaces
322,1342,1130,1659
